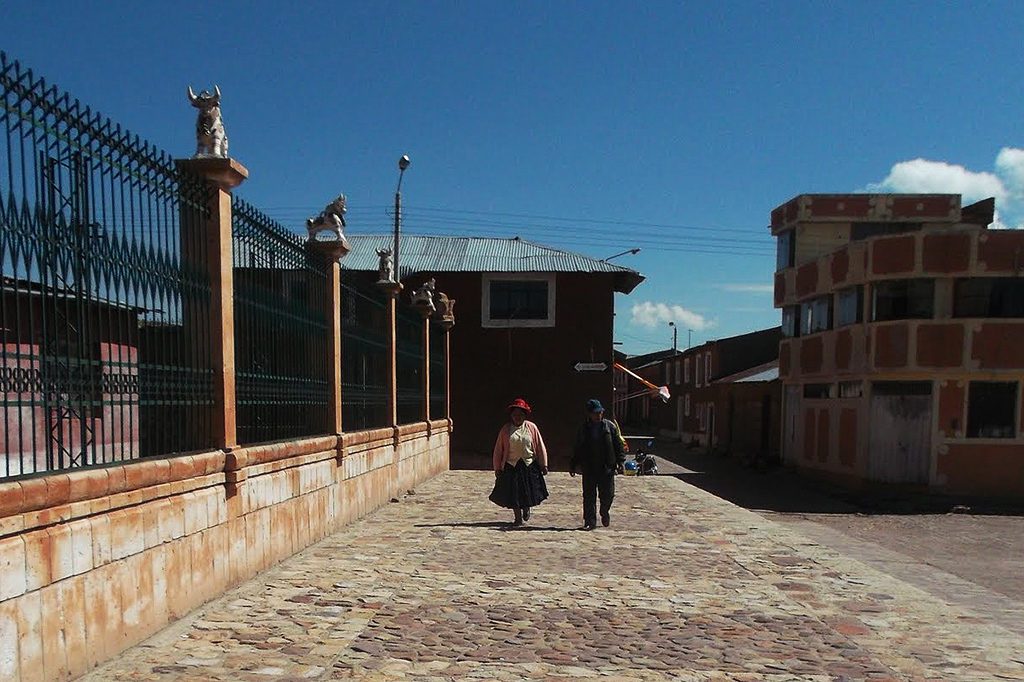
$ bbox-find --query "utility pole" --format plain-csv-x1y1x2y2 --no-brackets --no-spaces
394,154,410,283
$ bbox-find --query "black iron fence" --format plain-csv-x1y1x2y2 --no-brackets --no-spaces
0,51,216,479
396,305,424,425
340,273,390,431
0,52,453,481
429,319,447,419
232,198,331,445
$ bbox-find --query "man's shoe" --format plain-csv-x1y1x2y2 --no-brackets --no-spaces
522,507,531,521
601,512,610,527
582,523,595,531
512,518,524,528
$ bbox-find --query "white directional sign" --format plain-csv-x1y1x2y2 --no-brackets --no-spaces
574,362,608,372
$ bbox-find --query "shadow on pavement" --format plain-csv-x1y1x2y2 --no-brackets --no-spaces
648,439,1024,516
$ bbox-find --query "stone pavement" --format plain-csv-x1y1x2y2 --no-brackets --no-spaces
83,472,1024,681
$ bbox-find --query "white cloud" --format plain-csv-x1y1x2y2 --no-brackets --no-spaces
996,147,1024,198
866,158,1006,204
866,147,1024,229
630,301,712,331
718,283,774,294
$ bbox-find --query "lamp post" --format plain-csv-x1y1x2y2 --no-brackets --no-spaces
601,247,641,262
393,154,410,287
668,321,677,351
688,329,693,349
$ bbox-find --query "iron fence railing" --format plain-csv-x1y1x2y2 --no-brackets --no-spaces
0,51,216,479
396,305,424,425
340,273,390,431
232,198,331,444
429,319,447,419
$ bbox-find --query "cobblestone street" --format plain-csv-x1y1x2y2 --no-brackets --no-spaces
85,471,1024,681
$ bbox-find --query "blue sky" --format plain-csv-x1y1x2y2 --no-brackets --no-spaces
3,1,1022,354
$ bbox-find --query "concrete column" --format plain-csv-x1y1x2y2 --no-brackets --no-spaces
175,157,248,451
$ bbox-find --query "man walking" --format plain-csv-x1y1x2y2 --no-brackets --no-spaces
570,399,626,530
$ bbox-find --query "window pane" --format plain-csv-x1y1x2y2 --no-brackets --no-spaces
803,383,832,399
837,287,862,327
967,381,1017,438
489,281,548,320
782,306,799,337
776,231,794,270
873,279,934,321
800,296,832,334
955,278,1024,318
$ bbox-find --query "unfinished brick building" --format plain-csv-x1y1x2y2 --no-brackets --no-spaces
772,193,1024,497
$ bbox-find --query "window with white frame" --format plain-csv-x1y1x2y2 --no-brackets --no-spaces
482,273,556,327
675,360,682,384
695,357,703,387
705,352,712,383
696,403,704,430
684,393,690,416
684,357,691,383
664,362,670,385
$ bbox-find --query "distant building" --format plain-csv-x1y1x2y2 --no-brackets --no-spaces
621,327,781,459
772,193,1024,497
343,235,644,469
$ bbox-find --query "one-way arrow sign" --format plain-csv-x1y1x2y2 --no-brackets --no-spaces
574,362,608,372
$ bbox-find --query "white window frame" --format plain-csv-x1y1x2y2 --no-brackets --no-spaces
481,273,556,328
664,362,670,385
675,360,682,384
684,358,691,383
705,352,712,383
684,393,690,416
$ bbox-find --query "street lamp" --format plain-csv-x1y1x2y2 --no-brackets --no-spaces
393,154,411,287
668,321,677,351
601,247,641,262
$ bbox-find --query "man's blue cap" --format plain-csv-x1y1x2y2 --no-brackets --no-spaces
586,399,605,413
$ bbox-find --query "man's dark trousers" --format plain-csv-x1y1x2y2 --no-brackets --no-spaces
582,466,615,526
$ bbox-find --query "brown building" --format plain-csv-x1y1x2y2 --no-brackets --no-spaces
343,235,644,469
624,328,780,456
772,193,1024,497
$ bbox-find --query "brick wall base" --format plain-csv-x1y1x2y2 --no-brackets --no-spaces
0,421,450,681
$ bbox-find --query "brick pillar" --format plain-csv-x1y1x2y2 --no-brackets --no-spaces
175,157,248,451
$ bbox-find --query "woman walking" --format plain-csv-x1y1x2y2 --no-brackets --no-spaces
490,398,549,526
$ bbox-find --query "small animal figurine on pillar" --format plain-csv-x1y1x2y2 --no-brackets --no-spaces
434,290,456,329
376,248,395,284
410,278,437,316
187,85,229,158
307,194,350,239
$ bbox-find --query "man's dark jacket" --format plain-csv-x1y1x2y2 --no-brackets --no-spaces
570,418,626,472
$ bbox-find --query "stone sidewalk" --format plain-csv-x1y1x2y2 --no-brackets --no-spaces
83,472,1024,681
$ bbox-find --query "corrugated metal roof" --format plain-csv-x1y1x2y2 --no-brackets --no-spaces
715,360,780,384
341,235,645,293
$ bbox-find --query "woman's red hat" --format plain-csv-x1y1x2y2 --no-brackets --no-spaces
507,398,531,414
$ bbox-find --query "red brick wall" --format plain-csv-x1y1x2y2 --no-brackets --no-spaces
871,235,916,275
976,232,1024,272
835,329,852,371
441,272,618,469
796,262,818,298
922,233,970,273
971,323,1024,369
937,444,1024,496
838,408,857,467
874,325,909,368
800,336,823,374
937,382,965,437
916,324,964,368
831,249,849,287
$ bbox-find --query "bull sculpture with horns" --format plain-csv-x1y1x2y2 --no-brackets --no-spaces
187,85,229,158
